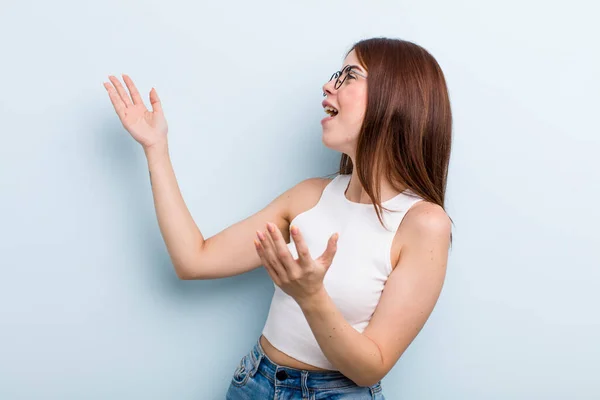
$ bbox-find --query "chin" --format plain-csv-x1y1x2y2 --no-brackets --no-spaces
321,132,344,152
322,126,357,152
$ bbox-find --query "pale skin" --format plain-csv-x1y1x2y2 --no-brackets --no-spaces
103,49,451,387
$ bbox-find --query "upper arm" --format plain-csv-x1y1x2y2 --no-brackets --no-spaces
362,201,452,375
180,177,328,280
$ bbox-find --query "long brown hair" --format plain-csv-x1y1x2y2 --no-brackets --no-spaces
330,37,453,234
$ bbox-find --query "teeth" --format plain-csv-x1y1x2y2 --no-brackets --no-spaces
324,105,338,116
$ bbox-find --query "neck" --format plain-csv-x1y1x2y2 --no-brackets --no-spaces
344,167,406,204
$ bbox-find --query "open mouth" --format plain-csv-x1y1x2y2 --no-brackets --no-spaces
324,105,339,118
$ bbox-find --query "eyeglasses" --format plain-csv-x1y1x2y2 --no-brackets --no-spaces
328,65,368,90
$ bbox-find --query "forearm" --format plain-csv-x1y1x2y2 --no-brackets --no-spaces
297,288,384,387
144,144,204,277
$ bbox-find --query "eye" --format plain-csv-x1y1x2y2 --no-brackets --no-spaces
343,74,356,84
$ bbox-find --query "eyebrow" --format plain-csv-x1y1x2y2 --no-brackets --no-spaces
342,64,364,73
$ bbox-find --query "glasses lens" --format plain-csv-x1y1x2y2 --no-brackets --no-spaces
329,67,355,90
330,71,340,83
335,67,353,89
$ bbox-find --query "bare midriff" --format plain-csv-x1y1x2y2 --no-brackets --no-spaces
259,335,333,372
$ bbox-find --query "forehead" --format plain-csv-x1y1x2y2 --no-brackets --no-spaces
342,50,365,72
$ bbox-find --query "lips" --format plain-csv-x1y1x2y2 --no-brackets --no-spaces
321,114,335,125
322,99,336,109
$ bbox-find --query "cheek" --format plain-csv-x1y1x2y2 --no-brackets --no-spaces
339,91,367,125
341,103,366,129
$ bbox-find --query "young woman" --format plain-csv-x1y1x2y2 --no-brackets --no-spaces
104,37,453,399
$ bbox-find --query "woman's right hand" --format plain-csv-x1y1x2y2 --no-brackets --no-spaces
104,74,168,150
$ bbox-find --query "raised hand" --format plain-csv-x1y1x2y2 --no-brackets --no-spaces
103,74,168,150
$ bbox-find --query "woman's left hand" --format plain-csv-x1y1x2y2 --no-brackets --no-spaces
255,222,339,305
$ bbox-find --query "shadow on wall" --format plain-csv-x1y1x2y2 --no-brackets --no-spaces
91,113,274,308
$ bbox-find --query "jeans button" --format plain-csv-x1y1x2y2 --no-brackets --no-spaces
276,370,288,381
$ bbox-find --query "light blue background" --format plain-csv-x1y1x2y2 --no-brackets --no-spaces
1,1,599,399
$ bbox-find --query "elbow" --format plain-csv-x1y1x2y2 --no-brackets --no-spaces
172,246,208,280
175,266,193,280
173,262,192,280
173,258,204,280
354,375,383,388
174,263,207,280
351,344,387,387
351,365,387,388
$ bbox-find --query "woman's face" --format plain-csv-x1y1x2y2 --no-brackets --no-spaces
321,49,368,157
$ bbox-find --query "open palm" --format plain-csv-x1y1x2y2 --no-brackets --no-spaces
103,74,168,149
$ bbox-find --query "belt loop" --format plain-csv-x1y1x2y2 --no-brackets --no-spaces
249,353,262,377
249,342,263,377
301,370,309,399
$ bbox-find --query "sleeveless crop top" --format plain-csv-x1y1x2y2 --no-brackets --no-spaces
261,173,424,370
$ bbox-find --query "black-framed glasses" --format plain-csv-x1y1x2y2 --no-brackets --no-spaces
328,65,368,90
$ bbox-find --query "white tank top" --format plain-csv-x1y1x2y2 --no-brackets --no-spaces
262,174,424,370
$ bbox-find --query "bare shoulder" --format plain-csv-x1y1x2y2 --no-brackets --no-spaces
404,201,451,233
398,201,452,247
286,177,333,223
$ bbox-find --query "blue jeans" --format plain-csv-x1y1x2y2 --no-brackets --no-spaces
226,338,385,399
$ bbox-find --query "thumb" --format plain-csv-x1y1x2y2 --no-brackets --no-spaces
149,87,163,114
319,233,339,269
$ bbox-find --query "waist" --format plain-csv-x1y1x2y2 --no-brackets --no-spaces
260,335,332,371
251,337,367,389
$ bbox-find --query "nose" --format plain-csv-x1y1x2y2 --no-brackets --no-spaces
322,79,335,97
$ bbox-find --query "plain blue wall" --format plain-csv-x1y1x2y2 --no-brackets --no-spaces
1,0,599,399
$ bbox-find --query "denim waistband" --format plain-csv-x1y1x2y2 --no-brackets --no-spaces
247,338,378,391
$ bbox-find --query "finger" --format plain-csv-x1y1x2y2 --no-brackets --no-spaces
258,230,288,282
262,230,287,278
108,75,133,107
290,225,313,267
104,82,126,119
255,239,281,286
122,74,144,106
149,87,163,114
266,222,298,275
318,233,339,267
